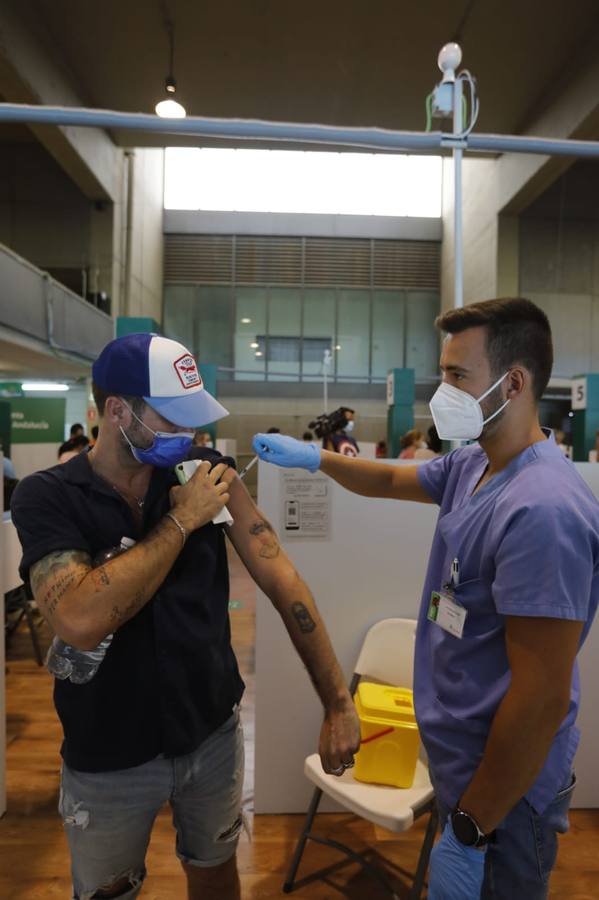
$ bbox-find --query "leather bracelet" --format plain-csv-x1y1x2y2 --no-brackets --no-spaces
165,511,187,547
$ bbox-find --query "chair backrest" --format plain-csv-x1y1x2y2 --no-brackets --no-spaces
353,617,416,689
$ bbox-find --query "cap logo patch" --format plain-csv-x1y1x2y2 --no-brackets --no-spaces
173,353,202,390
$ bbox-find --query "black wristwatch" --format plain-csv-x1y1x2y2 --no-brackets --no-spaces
451,807,495,848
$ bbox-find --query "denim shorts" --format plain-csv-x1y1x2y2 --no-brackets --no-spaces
59,708,244,900
435,772,577,900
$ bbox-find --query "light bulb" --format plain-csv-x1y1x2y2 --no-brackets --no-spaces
437,42,462,84
155,98,186,118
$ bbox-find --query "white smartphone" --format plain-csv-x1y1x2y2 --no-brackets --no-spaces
174,460,234,526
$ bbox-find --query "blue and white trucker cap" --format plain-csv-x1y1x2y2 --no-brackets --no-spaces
92,333,229,427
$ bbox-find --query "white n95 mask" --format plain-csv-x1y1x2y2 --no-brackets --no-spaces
429,372,510,441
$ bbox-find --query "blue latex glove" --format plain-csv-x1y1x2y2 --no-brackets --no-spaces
252,433,321,473
428,818,486,900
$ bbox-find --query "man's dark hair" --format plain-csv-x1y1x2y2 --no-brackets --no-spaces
91,383,146,418
435,298,553,402
70,423,84,436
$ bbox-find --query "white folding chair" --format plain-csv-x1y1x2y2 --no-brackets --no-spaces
283,618,438,899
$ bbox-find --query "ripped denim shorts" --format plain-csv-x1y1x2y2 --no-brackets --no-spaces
59,708,244,900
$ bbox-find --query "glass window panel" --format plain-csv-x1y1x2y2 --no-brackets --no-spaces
196,287,232,369
163,285,196,348
303,290,335,380
372,291,405,379
268,288,302,381
337,290,370,379
405,292,440,378
234,288,267,381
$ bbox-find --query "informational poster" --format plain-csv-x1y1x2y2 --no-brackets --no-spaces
280,470,331,540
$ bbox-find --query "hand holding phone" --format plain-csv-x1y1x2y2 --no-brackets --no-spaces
175,460,234,526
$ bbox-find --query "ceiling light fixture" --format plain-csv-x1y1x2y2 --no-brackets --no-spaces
241,318,252,324
155,17,186,118
22,382,69,391
250,342,259,349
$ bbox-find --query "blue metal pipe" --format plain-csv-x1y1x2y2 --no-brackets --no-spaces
3,102,599,158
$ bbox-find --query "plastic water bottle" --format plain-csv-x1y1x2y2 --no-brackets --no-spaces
46,536,136,684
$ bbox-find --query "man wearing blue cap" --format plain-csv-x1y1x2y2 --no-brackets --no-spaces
11,333,359,900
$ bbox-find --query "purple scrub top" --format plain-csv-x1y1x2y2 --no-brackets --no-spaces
416,430,599,814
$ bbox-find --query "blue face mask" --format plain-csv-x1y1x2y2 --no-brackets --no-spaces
120,402,194,467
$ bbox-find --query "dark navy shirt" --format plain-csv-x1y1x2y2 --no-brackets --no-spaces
11,448,244,773
416,431,599,814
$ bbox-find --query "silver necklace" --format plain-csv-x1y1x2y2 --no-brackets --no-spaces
87,451,145,509
112,484,145,509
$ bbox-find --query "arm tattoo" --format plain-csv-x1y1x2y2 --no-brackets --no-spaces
108,591,146,629
30,550,91,617
249,520,274,536
249,518,280,559
91,566,110,590
291,601,317,634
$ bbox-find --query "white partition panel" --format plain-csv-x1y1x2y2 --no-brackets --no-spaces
254,460,599,812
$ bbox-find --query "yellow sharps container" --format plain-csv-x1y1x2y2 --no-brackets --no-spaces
353,682,420,788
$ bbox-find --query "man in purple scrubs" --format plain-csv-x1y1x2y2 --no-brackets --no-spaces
252,297,599,899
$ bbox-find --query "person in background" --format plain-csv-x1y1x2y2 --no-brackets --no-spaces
324,407,359,457
1,442,16,479
375,440,388,458
553,429,569,456
266,427,281,434
398,429,424,459
58,424,90,461
192,430,214,449
1,441,18,511
414,425,443,460
253,297,597,899
58,434,90,464
302,431,314,442
89,425,99,447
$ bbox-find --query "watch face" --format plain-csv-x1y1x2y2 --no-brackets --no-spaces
451,810,479,846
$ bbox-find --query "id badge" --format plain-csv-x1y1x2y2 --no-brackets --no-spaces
427,589,467,638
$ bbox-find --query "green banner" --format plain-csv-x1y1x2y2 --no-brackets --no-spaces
10,398,66,444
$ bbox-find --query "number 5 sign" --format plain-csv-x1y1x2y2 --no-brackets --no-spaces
571,377,587,411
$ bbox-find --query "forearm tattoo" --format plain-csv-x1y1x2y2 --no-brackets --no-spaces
30,550,90,618
109,590,145,629
291,601,317,634
249,518,280,559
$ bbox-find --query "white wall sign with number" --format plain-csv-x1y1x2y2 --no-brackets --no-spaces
572,377,587,411
387,372,395,407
